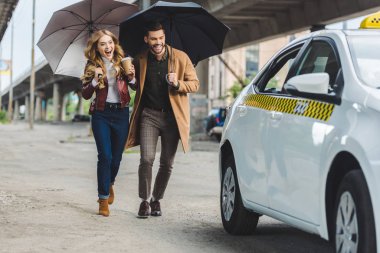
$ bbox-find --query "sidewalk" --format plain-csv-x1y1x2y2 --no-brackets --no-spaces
0,121,221,253
0,122,333,253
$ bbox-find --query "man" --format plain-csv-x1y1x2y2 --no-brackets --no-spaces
126,22,199,218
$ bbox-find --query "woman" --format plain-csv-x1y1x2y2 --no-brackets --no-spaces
81,29,135,217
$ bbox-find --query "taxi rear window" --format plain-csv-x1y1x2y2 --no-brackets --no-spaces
347,36,380,88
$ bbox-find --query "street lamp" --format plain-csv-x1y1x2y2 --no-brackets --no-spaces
7,20,14,121
30,0,36,129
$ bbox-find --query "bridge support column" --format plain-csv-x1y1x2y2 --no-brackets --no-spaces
42,99,47,121
34,96,42,121
190,59,209,134
60,94,68,121
13,100,19,120
35,91,46,121
53,83,61,122
78,97,84,114
76,90,84,115
195,59,209,96
24,96,29,121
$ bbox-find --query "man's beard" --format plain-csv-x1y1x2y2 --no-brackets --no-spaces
150,43,165,55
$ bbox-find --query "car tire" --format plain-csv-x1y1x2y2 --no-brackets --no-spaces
333,170,376,253
206,116,216,133
221,154,259,235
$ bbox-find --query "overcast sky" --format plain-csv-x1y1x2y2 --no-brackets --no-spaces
0,0,365,93
0,0,80,92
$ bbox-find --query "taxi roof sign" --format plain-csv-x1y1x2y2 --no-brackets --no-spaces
360,12,380,29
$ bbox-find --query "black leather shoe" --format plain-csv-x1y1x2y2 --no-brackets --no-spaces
150,200,162,216
138,201,150,218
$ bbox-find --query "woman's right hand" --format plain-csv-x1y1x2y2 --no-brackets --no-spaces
94,67,103,82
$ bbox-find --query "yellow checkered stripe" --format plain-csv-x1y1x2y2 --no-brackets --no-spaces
243,94,334,121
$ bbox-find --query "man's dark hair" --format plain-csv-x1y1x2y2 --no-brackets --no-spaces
144,21,164,36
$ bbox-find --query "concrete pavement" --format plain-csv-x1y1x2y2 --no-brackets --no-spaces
0,122,333,253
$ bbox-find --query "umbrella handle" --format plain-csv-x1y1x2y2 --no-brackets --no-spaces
169,46,175,73
97,74,105,89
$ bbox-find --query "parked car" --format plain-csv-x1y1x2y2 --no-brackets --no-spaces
72,114,90,122
219,16,380,253
205,107,226,141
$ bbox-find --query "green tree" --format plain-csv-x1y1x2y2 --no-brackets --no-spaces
227,75,255,99
129,90,136,107
0,110,8,124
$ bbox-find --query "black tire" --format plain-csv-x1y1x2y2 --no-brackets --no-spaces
206,116,216,133
221,154,259,235
333,170,376,253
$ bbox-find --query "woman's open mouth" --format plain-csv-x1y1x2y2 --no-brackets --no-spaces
104,49,113,58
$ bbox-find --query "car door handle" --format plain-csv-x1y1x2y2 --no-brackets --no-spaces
268,111,283,120
237,105,247,117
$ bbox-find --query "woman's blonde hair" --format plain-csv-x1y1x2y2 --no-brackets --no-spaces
81,29,125,83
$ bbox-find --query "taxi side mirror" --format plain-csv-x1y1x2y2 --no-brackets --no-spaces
284,73,329,95
284,73,340,104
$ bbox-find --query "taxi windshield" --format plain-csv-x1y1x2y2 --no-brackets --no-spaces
347,35,380,88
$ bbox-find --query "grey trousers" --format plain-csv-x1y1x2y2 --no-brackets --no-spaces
138,107,180,200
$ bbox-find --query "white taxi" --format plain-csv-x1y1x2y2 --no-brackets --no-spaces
219,14,380,253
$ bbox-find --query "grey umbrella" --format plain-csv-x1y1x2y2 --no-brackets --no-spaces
37,0,138,78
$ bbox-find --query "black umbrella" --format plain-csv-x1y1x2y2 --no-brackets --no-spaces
119,1,230,67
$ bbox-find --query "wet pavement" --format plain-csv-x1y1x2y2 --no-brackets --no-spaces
0,121,333,253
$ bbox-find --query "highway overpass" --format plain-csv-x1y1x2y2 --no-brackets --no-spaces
1,0,380,122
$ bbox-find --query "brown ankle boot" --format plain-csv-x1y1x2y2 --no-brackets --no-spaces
98,198,110,217
108,185,114,205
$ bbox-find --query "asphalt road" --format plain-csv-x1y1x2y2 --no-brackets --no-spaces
0,122,334,253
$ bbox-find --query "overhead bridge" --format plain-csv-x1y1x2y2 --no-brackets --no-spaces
192,0,380,49
0,0,18,41
1,0,380,122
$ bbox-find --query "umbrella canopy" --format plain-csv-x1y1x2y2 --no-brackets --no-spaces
119,1,230,66
37,0,138,78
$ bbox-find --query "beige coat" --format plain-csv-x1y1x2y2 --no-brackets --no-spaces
125,46,199,153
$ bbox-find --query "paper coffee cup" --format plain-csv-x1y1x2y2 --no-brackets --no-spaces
121,57,133,75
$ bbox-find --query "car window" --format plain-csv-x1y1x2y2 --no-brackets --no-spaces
295,40,340,91
220,109,226,121
347,35,380,88
260,47,302,94
209,109,219,116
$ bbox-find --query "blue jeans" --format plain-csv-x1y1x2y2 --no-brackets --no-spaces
91,106,129,199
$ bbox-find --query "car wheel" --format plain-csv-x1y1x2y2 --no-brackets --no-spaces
221,154,259,235
206,116,216,133
334,170,376,253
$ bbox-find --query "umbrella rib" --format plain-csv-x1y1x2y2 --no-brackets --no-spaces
60,10,88,24
38,24,88,43
70,24,116,44
90,0,93,24
93,23,119,28
49,1,92,74
70,31,90,44
93,4,137,24
70,24,117,45
53,30,85,74
38,8,89,43
93,7,120,24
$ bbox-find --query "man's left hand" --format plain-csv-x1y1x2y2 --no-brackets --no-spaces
166,72,179,88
